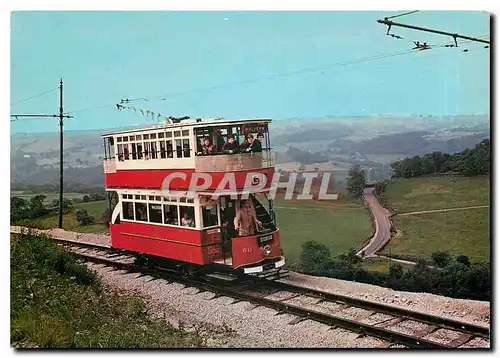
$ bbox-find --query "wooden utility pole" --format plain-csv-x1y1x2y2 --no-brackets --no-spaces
58,79,64,229
11,78,73,229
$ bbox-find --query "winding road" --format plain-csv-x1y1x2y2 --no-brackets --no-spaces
357,187,393,258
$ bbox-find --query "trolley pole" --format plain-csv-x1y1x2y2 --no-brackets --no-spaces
58,78,64,229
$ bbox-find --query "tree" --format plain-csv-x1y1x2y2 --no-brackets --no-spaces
456,255,471,267
101,207,111,227
75,209,94,226
346,165,366,198
11,197,30,222
431,251,452,268
28,195,47,219
82,195,91,203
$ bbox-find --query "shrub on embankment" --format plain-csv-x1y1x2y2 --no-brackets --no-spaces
298,241,491,301
11,233,205,348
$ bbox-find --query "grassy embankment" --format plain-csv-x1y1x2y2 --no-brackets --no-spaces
11,233,205,348
380,175,490,263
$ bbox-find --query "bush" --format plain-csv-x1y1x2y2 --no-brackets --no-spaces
75,209,94,226
431,251,452,268
297,240,490,301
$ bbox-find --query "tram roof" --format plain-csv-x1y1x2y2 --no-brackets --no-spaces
101,117,272,138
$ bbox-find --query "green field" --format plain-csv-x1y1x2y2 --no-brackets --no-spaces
383,175,490,263
381,208,490,263
32,201,109,234
275,199,372,266
385,175,490,213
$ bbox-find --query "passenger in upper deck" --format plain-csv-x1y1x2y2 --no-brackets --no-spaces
222,135,239,154
240,134,253,152
199,137,215,156
249,133,263,153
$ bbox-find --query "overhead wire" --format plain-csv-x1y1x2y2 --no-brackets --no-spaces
384,10,420,20
63,34,489,116
10,87,59,106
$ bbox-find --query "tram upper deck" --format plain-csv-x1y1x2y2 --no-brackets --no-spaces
101,117,276,175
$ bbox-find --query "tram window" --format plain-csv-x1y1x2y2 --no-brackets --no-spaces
137,143,143,160
131,143,138,160
183,139,190,158
135,195,141,199
151,133,157,139
141,195,147,200
155,196,162,201
175,139,182,158
123,137,128,142
163,205,179,225
159,141,166,159
182,130,189,136
148,203,163,223
158,132,164,139
144,142,151,159
117,137,122,142
202,204,218,228
117,144,125,161
124,146,130,160
179,206,195,227
123,201,134,220
136,135,141,140
165,132,172,138
174,130,181,137
166,140,174,158
151,141,158,159
129,136,135,141
135,202,148,222
143,134,150,140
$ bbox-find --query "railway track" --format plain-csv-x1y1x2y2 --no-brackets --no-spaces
12,231,490,348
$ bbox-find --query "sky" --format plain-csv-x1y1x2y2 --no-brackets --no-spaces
10,11,490,134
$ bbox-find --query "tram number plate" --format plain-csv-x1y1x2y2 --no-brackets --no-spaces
263,263,275,271
258,235,273,246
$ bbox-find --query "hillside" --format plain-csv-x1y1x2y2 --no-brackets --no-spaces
381,175,490,263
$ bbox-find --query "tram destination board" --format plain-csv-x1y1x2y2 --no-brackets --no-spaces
257,234,273,246
240,123,268,134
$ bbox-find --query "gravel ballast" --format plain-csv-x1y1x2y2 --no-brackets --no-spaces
85,263,490,348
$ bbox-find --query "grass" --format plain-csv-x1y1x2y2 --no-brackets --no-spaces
11,233,205,348
361,257,414,273
275,198,372,266
381,208,490,263
385,175,490,213
382,175,490,263
30,201,109,234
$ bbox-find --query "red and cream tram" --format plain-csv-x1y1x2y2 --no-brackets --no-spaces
101,117,285,275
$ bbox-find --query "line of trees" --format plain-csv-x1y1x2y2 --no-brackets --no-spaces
390,139,490,178
299,241,491,301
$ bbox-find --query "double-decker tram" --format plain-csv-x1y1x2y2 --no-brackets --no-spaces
101,117,285,277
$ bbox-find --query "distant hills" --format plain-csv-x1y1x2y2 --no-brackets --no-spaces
11,114,489,187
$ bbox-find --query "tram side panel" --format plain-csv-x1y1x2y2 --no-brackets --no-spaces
110,222,210,265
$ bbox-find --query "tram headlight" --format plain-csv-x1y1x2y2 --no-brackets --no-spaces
263,245,272,256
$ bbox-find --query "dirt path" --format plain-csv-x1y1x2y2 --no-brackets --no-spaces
398,205,490,216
